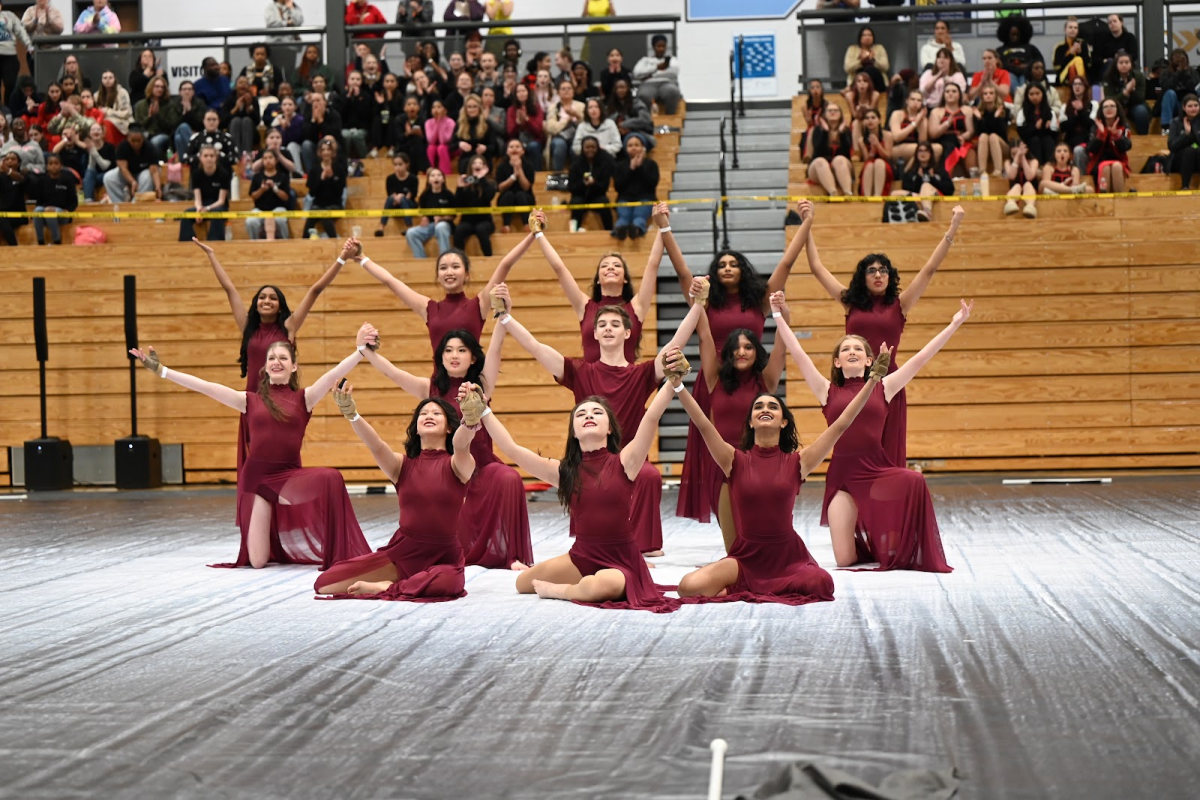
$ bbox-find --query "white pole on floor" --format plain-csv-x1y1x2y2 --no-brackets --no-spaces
707,738,728,800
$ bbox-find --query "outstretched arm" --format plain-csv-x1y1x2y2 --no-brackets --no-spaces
130,347,247,412
497,310,564,379
883,299,972,401
766,200,815,296
676,384,735,478
770,291,831,406
478,398,560,485
635,202,672,319
355,251,432,320
480,285,510,391
620,379,676,479
804,229,848,305
697,300,718,390
653,299,704,380
363,348,430,398
799,358,885,479
900,205,963,316
533,217,588,319
337,386,404,483
286,239,356,337
195,238,247,332
450,423,477,484
478,229,536,320
303,324,378,410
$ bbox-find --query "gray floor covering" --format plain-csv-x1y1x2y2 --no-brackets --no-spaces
1,476,1198,799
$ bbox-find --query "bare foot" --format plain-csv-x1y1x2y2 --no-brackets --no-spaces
347,580,391,595
510,560,532,571
642,549,664,558
532,579,570,600
643,559,657,569
716,588,729,597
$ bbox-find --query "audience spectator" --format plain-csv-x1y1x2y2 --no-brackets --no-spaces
9,76,40,126
0,116,11,148
261,81,292,127
359,52,384,94
221,75,261,160
632,35,680,114
1158,49,1199,131
599,48,631,99
302,74,338,117
300,93,344,172
606,77,653,151
1087,97,1131,192
968,49,1011,103
32,153,76,245
996,15,1043,90
96,71,133,145
81,122,114,200
1015,83,1057,168
424,97,455,173
406,165,454,255
571,60,598,101
444,71,476,120
60,75,79,99
1003,142,1038,218
805,103,853,196
554,48,574,82
34,81,63,130
395,95,429,172
481,85,505,135
842,71,880,124
1013,61,1063,116
520,51,549,94
0,14,33,114
1094,14,1138,76
889,89,932,166
496,64,518,108
1053,17,1091,85
475,51,501,92
51,120,89,174
1060,75,1098,173
370,73,405,155
545,79,584,170
103,126,161,202
247,148,292,239
265,0,305,41
273,96,306,166
73,0,121,38
240,43,285,95
0,118,43,173
0,152,26,245
844,26,889,92
930,82,973,176
611,132,656,239
57,55,88,91
506,83,544,165
186,109,238,169
22,0,65,42
397,0,434,30
532,68,554,113
890,141,952,222
443,0,485,39
918,48,966,111
854,108,892,196
339,70,372,158
377,151,418,235
1041,141,1089,195
409,70,440,116
346,0,386,38
133,76,179,155
295,44,335,92
972,84,1010,177
452,92,495,171
302,138,346,237
567,135,613,232
194,58,233,110
128,49,161,102
573,96,621,156
1102,52,1149,135
1167,93,1200,188
464,33,484,70
919,20,964,72
485,0,514,35
420,39,450,83
219,61,234,79
179,144,230,241
582,0,615,30
452,153,496,254
494,137,535,231
802,79,826,132
258,126,300,180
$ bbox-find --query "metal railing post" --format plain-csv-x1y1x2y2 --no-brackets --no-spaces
718,151,729,251
711,201,719,257
737,35,746,118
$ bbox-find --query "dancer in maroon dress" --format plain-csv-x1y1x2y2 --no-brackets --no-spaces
129,325,378,568
666,201,815,522
673,354,887,603
465,379,683,612
356,221,537,353
803,203,965,467
313,392,481,601
772,291,972,572
358,285,533,570
498,285,705,556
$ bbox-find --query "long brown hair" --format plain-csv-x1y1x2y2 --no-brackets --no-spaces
829,334,874,387
557,396,622,509
257,341,300,420
591,252,633,302
455,93,489,140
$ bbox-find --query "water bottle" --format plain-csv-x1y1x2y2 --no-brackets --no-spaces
112,203,121,223
1098,174,1108,192
972,181,981,197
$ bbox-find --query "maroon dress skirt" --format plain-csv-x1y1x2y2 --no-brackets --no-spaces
685,447,834,605
426,292,485,352
431,375,534,568
567,449,680,613
705,370,768,515
236,321,289,522
677,300,765,521
217,385,371,569
316,449,469,601
820,379,951,573
846,297,907,468
580,297,641,363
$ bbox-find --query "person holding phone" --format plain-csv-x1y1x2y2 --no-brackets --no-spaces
631,34,680,114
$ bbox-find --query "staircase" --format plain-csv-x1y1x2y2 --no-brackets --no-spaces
654,99,796,475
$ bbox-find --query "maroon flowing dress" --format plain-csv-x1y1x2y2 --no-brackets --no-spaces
567,449,680,613
316,449,469,601
557,358,664,553
235,321,289,521
429,374,534,568
846,297,907,468
581,297,641,363
820,378,951,572
217,385,371,569
705,370,768,514
685,446,834,605
677,299,765,521
426,292,485,352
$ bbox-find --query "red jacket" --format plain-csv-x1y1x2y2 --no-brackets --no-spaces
345,2,386,37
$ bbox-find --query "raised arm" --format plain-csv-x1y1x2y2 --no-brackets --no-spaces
766,200,815,295
355,251,432,320
335,384,402,483
799,353,886,479
804,229,849,305
303,324,378,410
883,299,972,402
450,422,478,484
675,383,736,477
697,298,718,390
362,347,430,398
195,238,246,332
286,239,355,337
770,291,831,406
533,213,588,318
620,379,676,479
479,285,510,391
652,297,704,380
476,392,561,485
899,205,963,316
130,347,247,412
496,310,564,379
762,304,789,393
636,202,674,319
477,228,536,320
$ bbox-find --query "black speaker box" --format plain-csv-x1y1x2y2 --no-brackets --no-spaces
24,437,73,491
115,436,162,489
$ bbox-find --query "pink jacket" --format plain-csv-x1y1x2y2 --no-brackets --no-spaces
919,70,967,109
424,116,456,146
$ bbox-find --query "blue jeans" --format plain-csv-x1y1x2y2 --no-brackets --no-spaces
83,166,104,200
178,202,228,241
301,140,318,174
549,135,571,171
33,207,69,244
615,202,652,232
1127,102,1151,135
174,123,194,158
149,134,170,155
382,195,416,227
405,220,452,258
1161,89,1182,126
523,139,543,169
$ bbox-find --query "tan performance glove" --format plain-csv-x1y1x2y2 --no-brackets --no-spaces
334,384,358,420
693,277,710,308
869,350,891,381
139,349,163,377
490,288,507,319
528,210,545,233
662,349,691,381
459,385,488,427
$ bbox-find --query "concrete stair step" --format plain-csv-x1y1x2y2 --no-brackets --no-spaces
683,117,790,135
672,169,785,191
675,151,784,171
678,132,791,153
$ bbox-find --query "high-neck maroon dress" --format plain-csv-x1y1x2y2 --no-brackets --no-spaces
580,297,641,363
704,369,768,515
217,384,371,569
821,378,951,572
677,298,765,521
845,297,907,468
684,446,834,605
430,374,533,568
426,292,484,352
567,449,680,613
235,321,289,521
316,449,469,601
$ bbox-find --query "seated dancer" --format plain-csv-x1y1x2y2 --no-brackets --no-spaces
462,378,684,612
498,280,707,556
356,284,533,570
673,342,890,603
772,292,972,571
129,325,379,569
313,388,482,601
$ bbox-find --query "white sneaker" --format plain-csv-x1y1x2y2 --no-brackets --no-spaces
577,227,586,233
1022,204,1038,219
1043,186,1058,195
367,149,378,158
1003,199,1019,216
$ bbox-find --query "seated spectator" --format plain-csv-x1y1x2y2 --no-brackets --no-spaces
295,45,335,93
1167,93,1200,189
802,79,826,132
968,50,1011,103
1060,76,1098,173
302,139,346,237
1158,49,1199,131
889,89,934,166
134,76,180,156
1013,61,1064,117
600,48,631,99
300,93,344,173
889,141,952,222
452,92,495,172
571,60,599,101
261,81,292,127
496,65,519,109
253,128,300,182
1053,17,1091,85
219,61,234,80
22,0,66,41
632,35,681,115
397,0,434,29
425,98,456,173
606,78,653,152
845,26,889,93
406,166,455,256
301,74,338,117
272,96,306,171
171,81,207,159
531,68,554,114
554,47,574,83
102,125,161,202
1003,142,1038,218
919,48,966,111
0,118,46,175
240,43,285,95
221,76,262,161
265,0,305,41
35,82,64,131
1015,83,1057,169
81,122,114,201
339,71,372,158
612,133,657,240
179,144,230,242
345,0,386,37
409,70,442,116
1041,141,1090,195
972,84,1010,177
929,82,973,177
444,71,476,121
32,153,77,245
194,58,233,110
567,135,613,232
359,53,385,95
377,151,418,235
247,149,292,240
842,71,881,124
0,116,10,148
475,51,501,93
506,83,544,165
452,154,497,255
186,109,239,170
1087,97,1131,192
546,79,584,171
522,52,551,93
573,96,622,156
1102,52,1149,135
10,76,42,126
996,15,1043,91
57,55,89,91
395,95,429,172
370,73,405,156
919,20,965,72
494,137,535,232
73,0,121,38
129,49,161,102
51,123,89,175
853,108,892,197
481,86,506,138
60,75,80,100
1094,14,1138,79
419,40,450,86
0,152,27,246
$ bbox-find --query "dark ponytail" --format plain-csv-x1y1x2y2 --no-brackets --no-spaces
556,396,622,509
